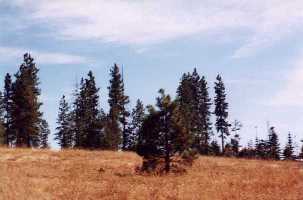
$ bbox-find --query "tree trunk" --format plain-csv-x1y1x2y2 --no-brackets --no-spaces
221,132,224,154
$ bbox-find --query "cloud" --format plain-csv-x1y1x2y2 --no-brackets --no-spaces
0,46,88,64
269,52,303,107
6,0,303,58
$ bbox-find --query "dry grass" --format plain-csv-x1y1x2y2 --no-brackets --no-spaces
0,148,301,200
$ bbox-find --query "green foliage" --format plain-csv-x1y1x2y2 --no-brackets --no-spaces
71,71,103,149
55,95,73,148
106,64,129,150
214,74,230,154
126,99,145,151
3,73,14,146
209,140,221,156
267,127,280,160
0,92,5,145
176,69,212,154
283,132,295,160
137,89,194,173
11,53,43,147
230,120,242,156
39,119,50,149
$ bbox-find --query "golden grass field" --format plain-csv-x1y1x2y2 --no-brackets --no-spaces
0,148,302,200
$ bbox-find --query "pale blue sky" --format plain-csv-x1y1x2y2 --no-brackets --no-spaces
0,0,302,150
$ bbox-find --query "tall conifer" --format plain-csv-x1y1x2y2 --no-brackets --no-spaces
11,53,42,147
3,73,13,146
214,75,230,154
127,99,145,150
197,76,212,154
283,132,295,160
55,95,73,148
39,119,50,149
267,127,280,160
106,64,129,150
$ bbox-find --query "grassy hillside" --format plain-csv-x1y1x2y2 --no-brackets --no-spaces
0,148,302,200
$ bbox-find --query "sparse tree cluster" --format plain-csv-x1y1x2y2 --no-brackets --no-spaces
0,54,50,148
1,53,303,174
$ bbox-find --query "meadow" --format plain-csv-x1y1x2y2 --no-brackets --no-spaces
0,148,302,200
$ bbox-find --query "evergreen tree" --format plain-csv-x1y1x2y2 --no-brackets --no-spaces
283,132,295,160
126,99,145,150
3,73,14,146
83,71,102,148
197,76,212,154
137,89,193,173
267,127,280,160
177,73,195,143
214,75,230,154
55,95,73,148
209,140,221,156
177,69,205,152
11,53,43,147
39,119,50,149
255,138,268,159
106,64,129,150
0,91,5,144
299,141,303,159
230,120,242,156
72,78,86,148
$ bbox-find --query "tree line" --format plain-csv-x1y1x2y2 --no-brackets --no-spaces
0,53,302,172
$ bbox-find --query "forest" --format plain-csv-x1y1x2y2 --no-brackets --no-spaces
0,53,302,173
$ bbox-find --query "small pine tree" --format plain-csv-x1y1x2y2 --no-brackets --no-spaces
230,120,242,156
214,75,230,154
55,95,73,148
255,138,268,159
137,89,193,173
39,119,50,149
126,99,145,150
283,132,295,160
267,127,280,160
209,140,221,156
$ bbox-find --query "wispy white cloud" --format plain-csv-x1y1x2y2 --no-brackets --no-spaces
0,46,88,64
6,0,303,58
268,51,303,107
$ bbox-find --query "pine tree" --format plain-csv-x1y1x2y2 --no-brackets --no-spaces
39,119,50,149
209,140,221,156
230,120,242,156
11,53,43,147
126,99,145,150
137,89,193,173
106,64,129,150
176,69,201,151
267,127,280,160
72,78,86,148
283,132,295,160
177,73,195,143
0,91,5,144
55,95,73,148
255,138,268,159
3,73,14,146
299,141,303,159
214,75,230,154
197,76,212,154
83,71,102,149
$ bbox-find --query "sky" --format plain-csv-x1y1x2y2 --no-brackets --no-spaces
0,0,303,150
